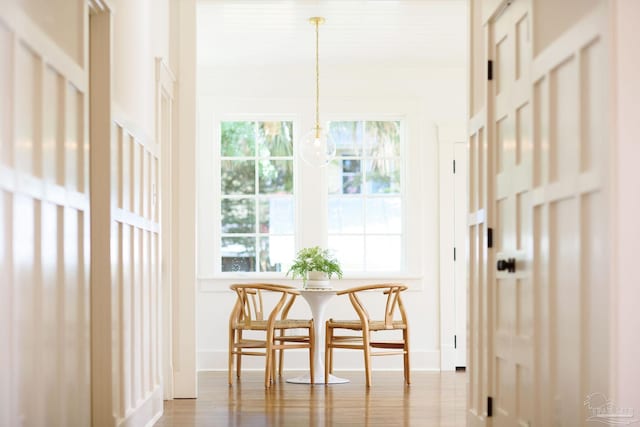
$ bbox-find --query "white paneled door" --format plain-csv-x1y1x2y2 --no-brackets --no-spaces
530,5,609,426
468,1,610,426
490,1,534,424
454,142,468,369
467,2,490,422
439,138,469,371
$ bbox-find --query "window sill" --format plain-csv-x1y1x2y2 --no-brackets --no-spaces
198,273,425,293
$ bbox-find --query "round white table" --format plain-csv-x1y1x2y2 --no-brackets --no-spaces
286,288,349,384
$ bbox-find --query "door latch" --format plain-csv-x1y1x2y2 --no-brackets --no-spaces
496,258,516,273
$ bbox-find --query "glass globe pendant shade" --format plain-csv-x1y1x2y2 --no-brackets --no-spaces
300,126,336,167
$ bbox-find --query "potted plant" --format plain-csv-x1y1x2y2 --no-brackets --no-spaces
287,246,343,289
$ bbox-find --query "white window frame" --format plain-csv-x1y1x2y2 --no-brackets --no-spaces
218,120,296,274
326,118,407,274
210,115,300,278
197,96,427,290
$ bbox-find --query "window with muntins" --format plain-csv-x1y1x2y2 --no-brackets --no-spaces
219,121,295,272
327,120,403,272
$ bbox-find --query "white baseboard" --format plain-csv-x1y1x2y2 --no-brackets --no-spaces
117,385,163,427
144,410,164,427
198,349,442,371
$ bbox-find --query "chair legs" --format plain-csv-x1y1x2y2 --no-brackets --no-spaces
272,349,277,384
403,328,411,385
231,327,315,389
326,325,410,387
265,328,275,388
228,328,235,385
236,331,243,379
363,331,372,388
278,329,285,377
265,325,315,389
264,357,270,388
309,321,315,385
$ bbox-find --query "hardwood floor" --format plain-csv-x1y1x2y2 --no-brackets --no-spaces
155,371,466,426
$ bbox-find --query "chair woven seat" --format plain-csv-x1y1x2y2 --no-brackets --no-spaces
326,319,406,331
234,319,313,331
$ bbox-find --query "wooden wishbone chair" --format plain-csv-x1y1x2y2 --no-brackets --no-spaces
325,283,410,387
228,283,315,388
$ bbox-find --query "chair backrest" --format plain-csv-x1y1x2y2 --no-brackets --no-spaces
229,283,299,328
337,283,409,328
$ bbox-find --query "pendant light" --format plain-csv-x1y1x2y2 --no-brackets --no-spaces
299,17,336,167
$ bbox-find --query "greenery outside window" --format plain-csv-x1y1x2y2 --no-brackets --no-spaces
220,121,295,272
327,120,403,272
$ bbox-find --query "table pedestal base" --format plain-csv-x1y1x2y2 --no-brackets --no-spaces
286,373,349,384
288,290,349,385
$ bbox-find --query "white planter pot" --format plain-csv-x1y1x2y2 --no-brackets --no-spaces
305,271,332,289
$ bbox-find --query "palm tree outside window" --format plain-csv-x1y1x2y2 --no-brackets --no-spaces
220,121,295,272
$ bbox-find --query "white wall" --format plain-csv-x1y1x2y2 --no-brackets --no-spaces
0,0,172,425
107,0,171,424
171,0,198,398
113,0,169,138
19,0,84,66
196,62,467,371
0,1,90,425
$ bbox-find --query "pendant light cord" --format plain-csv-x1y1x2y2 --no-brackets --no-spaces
314,19,320,135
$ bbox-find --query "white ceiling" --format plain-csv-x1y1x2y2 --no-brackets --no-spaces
196,0,468,68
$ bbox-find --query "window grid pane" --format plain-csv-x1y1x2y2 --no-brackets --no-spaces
220,121,294,273
327,120,403,272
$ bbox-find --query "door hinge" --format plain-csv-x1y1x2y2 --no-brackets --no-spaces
487,227,493,248
488,60,494,81
454,247,457,261
454,335,457,349
453,159,456,174
487,396,493,417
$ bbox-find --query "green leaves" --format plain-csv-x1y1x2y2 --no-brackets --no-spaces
221,121,255,157
286,246,343,280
